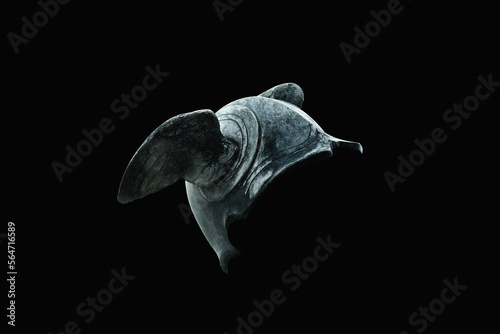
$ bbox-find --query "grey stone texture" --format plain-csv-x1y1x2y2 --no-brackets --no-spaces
117,83,362,273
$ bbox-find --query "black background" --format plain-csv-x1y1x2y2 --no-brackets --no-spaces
3,0,498,333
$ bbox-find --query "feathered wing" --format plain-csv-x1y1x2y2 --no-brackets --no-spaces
258,83,304,108
117,109,226,204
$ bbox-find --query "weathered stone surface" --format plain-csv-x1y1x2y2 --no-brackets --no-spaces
117,83,362,273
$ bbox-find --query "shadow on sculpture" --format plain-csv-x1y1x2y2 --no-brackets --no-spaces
117,83,362,273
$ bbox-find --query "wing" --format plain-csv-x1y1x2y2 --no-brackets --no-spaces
258,82,304,108
117,109,231,204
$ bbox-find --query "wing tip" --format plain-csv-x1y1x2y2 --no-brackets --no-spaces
116,193,131,204
117,185,133,204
